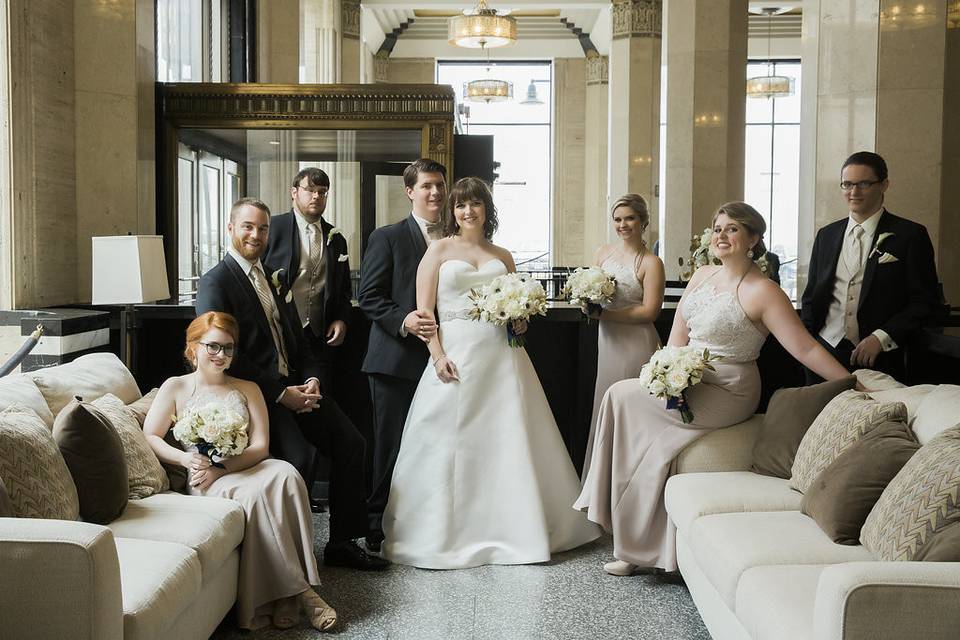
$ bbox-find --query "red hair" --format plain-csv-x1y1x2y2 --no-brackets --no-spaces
184,311,240,369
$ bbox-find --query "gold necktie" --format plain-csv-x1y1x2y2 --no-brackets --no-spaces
251,265,290,376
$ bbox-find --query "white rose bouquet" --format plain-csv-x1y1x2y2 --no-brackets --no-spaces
468,272,548,348
172,402,249,467
561,266,617,317
638,345,721,423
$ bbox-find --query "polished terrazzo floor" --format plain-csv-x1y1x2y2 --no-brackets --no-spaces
211,512,709,640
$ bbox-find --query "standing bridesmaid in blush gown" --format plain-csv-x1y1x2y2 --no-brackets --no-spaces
574,202,853,576
582,194,664,478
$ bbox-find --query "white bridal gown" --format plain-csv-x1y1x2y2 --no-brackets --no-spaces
382,258,600,569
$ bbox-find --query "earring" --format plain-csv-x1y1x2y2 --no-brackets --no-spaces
747,249,755,259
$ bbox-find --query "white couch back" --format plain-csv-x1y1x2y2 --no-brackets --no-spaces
0,353,140,429
869,384,960,445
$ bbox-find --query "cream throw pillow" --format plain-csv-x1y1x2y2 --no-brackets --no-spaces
92,393,168,499
861,426,960,560
0,407,79,519
790,390,907,493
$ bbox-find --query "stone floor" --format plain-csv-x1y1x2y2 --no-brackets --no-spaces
211,513,709,640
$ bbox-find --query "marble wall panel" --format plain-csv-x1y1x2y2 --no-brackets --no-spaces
582,63,609,261
553,58,586,267
386,58,436,84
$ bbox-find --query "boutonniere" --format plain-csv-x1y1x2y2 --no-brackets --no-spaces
270,269,294,303
338,254,349,263
327,226,343,246
869,232,895,259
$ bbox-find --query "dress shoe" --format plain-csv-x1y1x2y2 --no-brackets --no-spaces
603,560,640,576
364,536,382,553
324,540,390,571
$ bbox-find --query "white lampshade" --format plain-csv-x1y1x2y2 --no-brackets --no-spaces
92,235,170,304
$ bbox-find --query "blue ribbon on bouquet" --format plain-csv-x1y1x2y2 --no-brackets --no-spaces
666,391,695,424
196,441,226,469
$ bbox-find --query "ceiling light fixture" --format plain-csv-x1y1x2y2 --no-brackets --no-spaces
746,7,795,100
448,0,517,49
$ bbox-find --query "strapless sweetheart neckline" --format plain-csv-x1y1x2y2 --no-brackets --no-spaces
440,258,506,272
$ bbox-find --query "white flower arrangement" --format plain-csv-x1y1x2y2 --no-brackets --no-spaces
172,402,249,467
327,226,343,245
270,268,294,303
869,232,896,260
562,267,617,315
468,272,548,348
638,345,721,423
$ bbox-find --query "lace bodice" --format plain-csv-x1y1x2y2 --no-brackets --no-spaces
681,283,767,363
181,387,250,427
600,257,645,310
437,259,508,321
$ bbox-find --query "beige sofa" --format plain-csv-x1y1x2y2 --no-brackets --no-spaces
667,380,960,640
0,353,246,640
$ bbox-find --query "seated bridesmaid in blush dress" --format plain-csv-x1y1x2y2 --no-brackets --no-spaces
144,311,336,632
582,194,664,479
575,202,854,576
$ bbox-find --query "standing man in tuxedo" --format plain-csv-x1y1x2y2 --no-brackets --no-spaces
800,151,939,383
197,198,388,570
263,167,351,395
358,158,446,551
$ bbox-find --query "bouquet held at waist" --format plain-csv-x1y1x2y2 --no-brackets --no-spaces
173,403,249,468
468,272,548,348
638,345,722,424
561,266,617,317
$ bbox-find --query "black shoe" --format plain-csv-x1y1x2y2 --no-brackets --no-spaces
324,540,390,571
364,536,382,553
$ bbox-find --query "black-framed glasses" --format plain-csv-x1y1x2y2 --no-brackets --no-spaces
199,342,235,357
840,179,882,191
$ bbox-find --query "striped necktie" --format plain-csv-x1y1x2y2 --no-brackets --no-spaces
251,264,289,377
307,223,327,337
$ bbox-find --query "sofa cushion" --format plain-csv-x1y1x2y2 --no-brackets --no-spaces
0,475,12,516
869,385,936,427
853,368,904,390
0,375,55,428
114,537,201,640
53,399,129,524
92,394,169,499
861,426,960,560
790,390,907,493
735,564,824,640
751,376,857,478
0,407,79,519
108,492,244,578
665,471,801,533
125,389,188,494
676,416,762,473
801,421,919,545
29,352,141,417
912,385,960,445
688,511,873,608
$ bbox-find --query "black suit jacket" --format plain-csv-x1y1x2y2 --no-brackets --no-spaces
195,253,322,401
800,210,939,347
262,210,353,334
358,215,430,380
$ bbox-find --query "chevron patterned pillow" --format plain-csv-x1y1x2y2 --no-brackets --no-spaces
861,426,960,560
92,393,169,499
0,406,79,519
790,390,907,493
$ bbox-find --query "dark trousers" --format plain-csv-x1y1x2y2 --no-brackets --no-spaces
805,334,905,384
366,372,419,539
267,396,368,543
301,327,334,396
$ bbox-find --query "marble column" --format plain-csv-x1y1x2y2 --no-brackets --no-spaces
798,0,959,302
583,54,610,260
553,58,587,266
374,52,390,83
607,0,662,246
340,0,361,83
662,0,748,276
302,0,339,83
257,0,299,82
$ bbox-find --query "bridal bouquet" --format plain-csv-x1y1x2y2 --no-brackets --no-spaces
468,272,548,348
172,403,249,468
638,345,721,424
561,266,617,316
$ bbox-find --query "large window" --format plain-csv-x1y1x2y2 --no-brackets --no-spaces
157,0,229,82
437,61,552,268
744,60,801,299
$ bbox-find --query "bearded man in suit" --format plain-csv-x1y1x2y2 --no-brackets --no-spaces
800,151,940,383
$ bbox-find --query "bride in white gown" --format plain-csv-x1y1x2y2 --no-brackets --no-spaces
382,177,600,569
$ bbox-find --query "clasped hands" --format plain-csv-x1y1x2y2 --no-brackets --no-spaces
281,378,323,414
183,452,224,491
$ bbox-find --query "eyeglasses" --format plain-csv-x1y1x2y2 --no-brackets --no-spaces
840,180,882,191
298,186,330,198
199,342,235,357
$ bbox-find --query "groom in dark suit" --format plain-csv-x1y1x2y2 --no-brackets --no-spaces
358,158,447,551
196,197,388,570
263,167,352,395
800,151,939,383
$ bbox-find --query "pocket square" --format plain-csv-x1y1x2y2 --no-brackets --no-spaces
338,254,349,263
877,252,899,264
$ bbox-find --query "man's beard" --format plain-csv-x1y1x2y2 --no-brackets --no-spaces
232,236,263,261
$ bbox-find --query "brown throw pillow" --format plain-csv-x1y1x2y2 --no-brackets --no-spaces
915,522,960,561
801,420,919,544
0,475,12,517
751,376,857,478
125,389,187,494
53,399,129,524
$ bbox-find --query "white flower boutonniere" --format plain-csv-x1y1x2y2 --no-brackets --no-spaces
338,254,349,263
869,232,895,260
270,269,284,289
327,226,343,245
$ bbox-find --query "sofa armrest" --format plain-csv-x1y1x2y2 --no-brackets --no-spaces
674,415,763,474
814,561,960,640
0,518,123,640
